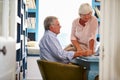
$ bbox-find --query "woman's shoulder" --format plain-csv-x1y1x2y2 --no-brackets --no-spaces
72,18,80,24
73,17,79,21
91,16,98,21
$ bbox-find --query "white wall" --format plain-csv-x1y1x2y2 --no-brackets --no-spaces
38,0,92,48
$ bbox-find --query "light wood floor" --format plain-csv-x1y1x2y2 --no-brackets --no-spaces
26,56,43,80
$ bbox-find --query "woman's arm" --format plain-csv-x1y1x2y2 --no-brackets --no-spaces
71,40,82,51
89,39,94,54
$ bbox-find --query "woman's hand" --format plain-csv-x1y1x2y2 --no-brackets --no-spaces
73,49,94,58
77,48,83,51
73,50,87,58
85,49,93,56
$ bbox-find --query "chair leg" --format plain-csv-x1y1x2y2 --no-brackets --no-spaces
95,75,99,80
83,70,87,80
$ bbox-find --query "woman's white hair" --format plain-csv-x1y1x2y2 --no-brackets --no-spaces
78,3,93,15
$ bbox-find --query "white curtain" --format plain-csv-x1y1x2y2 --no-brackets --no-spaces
100,0,120,80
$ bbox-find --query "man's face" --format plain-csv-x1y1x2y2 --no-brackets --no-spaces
50,19,61,34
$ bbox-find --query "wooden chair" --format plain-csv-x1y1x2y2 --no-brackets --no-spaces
37,60,86,80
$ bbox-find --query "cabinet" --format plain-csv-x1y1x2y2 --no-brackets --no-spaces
16,0,27,80
27,0,39,41
92,0,101,41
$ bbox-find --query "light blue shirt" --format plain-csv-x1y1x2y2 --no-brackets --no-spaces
39,30,74,63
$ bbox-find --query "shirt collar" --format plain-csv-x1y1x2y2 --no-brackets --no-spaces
46,30,57,37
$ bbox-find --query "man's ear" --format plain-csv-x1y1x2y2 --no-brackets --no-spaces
49,26,52,30
49,26,54,31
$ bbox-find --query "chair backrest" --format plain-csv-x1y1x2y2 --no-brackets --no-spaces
37,60,85,80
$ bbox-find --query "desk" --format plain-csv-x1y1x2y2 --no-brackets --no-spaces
71,55,99,80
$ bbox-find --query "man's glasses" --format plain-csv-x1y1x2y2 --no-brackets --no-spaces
51,24,61,27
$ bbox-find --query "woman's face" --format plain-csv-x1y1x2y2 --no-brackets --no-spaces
80,12,92,22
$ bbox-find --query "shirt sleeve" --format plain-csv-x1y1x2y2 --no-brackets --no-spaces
45,35,75,63
71,19,77,40
88,16,98,42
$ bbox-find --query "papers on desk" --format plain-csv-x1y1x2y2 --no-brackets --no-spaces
76,55,99,62
81,55,99,60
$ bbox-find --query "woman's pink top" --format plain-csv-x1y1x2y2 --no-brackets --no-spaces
71,16,98,50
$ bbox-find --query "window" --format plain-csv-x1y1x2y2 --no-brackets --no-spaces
38,0,92,48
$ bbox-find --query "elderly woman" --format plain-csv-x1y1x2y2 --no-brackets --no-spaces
65,3,98,54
